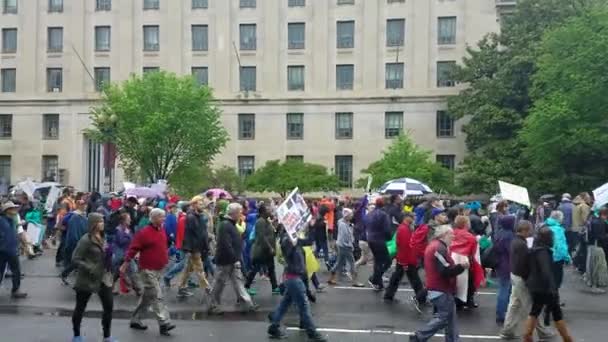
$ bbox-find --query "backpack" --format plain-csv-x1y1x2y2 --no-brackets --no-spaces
410,224,430,259
481,244,498,269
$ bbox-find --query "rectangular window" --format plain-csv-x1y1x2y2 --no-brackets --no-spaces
286,155,303,162
436,111,454,137
286,113,303,139
192,0,208,9
386,19,405,47
43,114,59,140
1,28,17,53
47,27,63,52
143,0,159,10
0,156,10,185
239,66,256,92
337,20,354,48
335,155,353,188
48,0,62,12
287,65,305,91
3,0,17,14
336,64,354,90
385,111,403,138
42,155,59,182
1,69,16,93
192,67,208,86
240,0,256,8
47,68,62,92
192,25,208,51
239,24,256,50
337,0,354,4
438,16,456,45
437,61,456,87
288,23,305,49
238,113,255,140
95,26,111,51
436,154,455,170
96,0,111,11
143,25,160,51
94,67,110,92
238,156,255,178
143,67,159,74
0,114,11,138
288,0,305,7
385,63,404,89
335,112,353,139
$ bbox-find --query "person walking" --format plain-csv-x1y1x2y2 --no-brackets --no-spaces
572,193,592,272
111,213,140,295
0,201,27,299
557,194,575,254
328,208,362,287
122,208,176,336
523,227,573,342
494,215,516,325
245,204,280,295
70,213,117,342
208,203,257,315
586,207,608,292
312,205,330,269
545,211,571,292
365,198,392,291
61,198,89,285
163,203,189,287
450,215,484,310
410,225,468,342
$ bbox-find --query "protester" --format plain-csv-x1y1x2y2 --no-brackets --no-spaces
164,203,178,247
409,225,468,342
557,194,575,253
365,198,392,291
243,199,258,275
111,212,140,295
0,201,27,299
572,193,592,272
163,203,189,287
328,208,361,287
61,198,89,285
312,205,330,269
545,211,571,291
70,213,117,342
494,215,516,325
385,194,404,234
450,215,484,310
177,196,210,298
122,208,176,336
586,207,608,293
55,188,76,267
245,204,280,295
411,208,449,262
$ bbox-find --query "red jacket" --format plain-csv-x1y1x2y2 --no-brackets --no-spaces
450,228,485,289
396,223,416,266
424,239,465,294
125,224,169,271
175,212,186,250
411,223,430,259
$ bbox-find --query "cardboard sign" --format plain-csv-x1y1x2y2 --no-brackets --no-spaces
498,180,531,208
276,187,312,243
593,182,608,209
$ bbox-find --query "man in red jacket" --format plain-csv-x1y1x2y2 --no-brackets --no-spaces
121,208,176,336
383,213,427,312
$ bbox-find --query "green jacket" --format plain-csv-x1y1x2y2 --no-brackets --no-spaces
72,233,112,293
251,217,275,262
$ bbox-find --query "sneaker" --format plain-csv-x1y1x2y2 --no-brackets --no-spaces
241,303,259,313
499,332,519,340
591,287,606,294
268,325,288,339
308,331,329,342
177,288,193,298
271,287,281,295
11,291,27,299
208,306,224,315
409,296,422,314
246,288,257,296
159,323,176,336
129,322,148,330
315,285,326,293
163,277,171,288
368,280,382,291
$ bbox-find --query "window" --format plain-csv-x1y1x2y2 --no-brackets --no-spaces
192,0,207,9
386,19,405,47
1,69,16,93
287,65,304,91
94,67,110,91
96,0,111,11
95,26,111,51
335,155,353,188
337,21,354,48
286,113,303,139
192,67,208,86
385,63,404,89
337,0,354,4
1,28,17,53
48,0,62,12
47,68,62,92
336,64,354,90
43,114,59,140
143,26,159,51
240,66,256,92
143,67,159,74
438,16,456,45
192,25,208,51
437,61,456,87
42,155,59,182
286,155,303,162
0,156,10,185
240,0,256,8
436,154,455,170
238,156,255,178
436,111,454,137
335,112,353,139
47,27,63,52
238,113,255,140
385,111,403,138
239,24,256,50
0,115,11,138
288,23,305,49
143,0,159,10
3,0,17,14
288,0,305,7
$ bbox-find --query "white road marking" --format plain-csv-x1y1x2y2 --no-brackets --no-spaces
286,327,500,339
333,286,496,295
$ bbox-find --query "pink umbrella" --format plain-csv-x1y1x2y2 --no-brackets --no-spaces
204,188,233,199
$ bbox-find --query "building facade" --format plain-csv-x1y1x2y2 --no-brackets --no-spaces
0,0,501,191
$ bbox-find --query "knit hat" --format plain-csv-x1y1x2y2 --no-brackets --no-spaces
431,208,445,219
87,212,105,233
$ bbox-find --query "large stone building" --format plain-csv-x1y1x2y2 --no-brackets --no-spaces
0,0,504,191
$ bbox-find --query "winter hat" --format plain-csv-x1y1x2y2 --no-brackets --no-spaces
562,193,572,201
87,212,105,233
431,208,445,219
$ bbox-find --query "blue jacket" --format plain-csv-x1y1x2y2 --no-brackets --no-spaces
365,208,391,243
545,218,571,263
0,215,18,256
557,200,574,231
164,213,177,242
64,212,88,261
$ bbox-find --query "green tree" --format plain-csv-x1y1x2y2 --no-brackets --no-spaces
246,160,341,196
522,10,608,192
357,134,457,194
169,165,244,199
88,71,228,183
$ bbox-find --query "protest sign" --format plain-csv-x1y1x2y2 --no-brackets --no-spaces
276,187,312,243
498,180,531,207
45,186,61,213
26,222,46,246
593,182,608,209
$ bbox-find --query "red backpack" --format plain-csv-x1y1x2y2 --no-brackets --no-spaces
410,224,430,259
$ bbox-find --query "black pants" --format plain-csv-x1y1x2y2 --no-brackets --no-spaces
455,268,477,307
552,261,564,289
530,292,563,322
245,257,278,290
72,285,113,338
0,252,21,292
368,241,391,288
55,237,65,265
384,264,427,302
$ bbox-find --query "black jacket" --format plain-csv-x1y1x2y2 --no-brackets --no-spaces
588,216,608,247
182,210,209,255
384,203,404,233
526,245,557,294
510,235,530,279
280,230,312,277
215,217,242,266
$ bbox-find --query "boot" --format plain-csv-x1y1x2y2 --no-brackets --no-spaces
522,316,537,342
327,273,337,285
554,320,573,342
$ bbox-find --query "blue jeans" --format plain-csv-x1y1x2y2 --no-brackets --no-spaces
496,277,512,322
414,292,459,342
270,277,316,335
164,250,187,280
203,255,215,277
